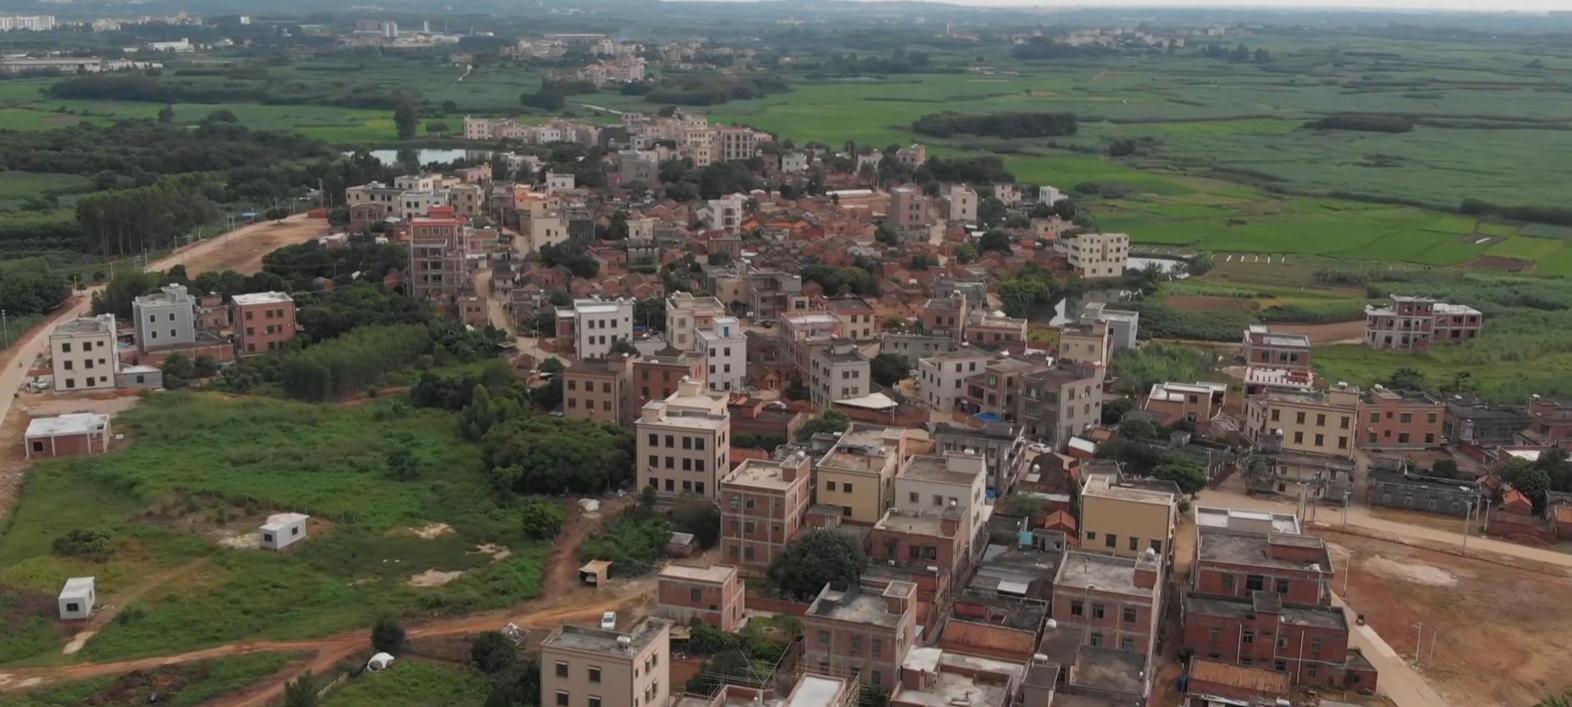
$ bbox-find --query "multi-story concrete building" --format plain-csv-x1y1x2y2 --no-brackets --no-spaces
618,150,659,184
817,424,914,524
719,449,814,568
345,182,406,218
49,315,118,391
571,298,634,360
1242,325,1312,371
700,195,745,233
656,565,745,632
747,269,807,321
1443,396,1530,447
563,353,635,425
1143,381,1228,428
963,357,1048,419
232,292,297,356
1058,320,1110,367
632,348,706,417
895,144,926,168
635,377,731,498
891,452,988,555
1363,295,1482,351
408,209,467,304
540,618,672,707
931,421,1027,498
802,580,918,690
1366,468,1482,517
782,151,810,173
917,349,991,413
882,332,954,368
823,297,878,341
1080,301,1141,353
1066,232,1130,279
1018,360,1107,450
699,316,746,393
1243,384,1360,460
1053,550,1164,655
666,292,728,352
889,186,929,230
1191,516,1331,607
1081,471,1177,559
530,214,568,254
448,183,485,218
920,295,968,344
809,338,870,411
963,310,1029,352
943,184,977,224
718,127,760,162
1360,385,1443,450
131,284,197,353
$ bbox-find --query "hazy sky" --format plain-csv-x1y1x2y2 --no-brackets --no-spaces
835,0,1571,11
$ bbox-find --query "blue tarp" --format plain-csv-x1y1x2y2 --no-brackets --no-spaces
972,412,1005,423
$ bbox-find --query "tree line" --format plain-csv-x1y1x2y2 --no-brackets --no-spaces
74,174,225,256
911,111,1079,139
48,73,420,110
1303,114,1416,133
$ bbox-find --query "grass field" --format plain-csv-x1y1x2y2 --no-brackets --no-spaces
0,393,552,664
15,653,297,707
321,661,491,707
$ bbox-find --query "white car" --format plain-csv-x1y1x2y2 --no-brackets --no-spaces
1028,442,1051,454
601,611,617,631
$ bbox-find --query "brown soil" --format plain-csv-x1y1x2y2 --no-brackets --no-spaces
1320,528,1572,707
1164,294,1259,312
1466,255,1533,272
173,217,330,276
1267,320,1367,345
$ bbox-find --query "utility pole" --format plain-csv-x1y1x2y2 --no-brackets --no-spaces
1,309,9,346
1412,623,1424,664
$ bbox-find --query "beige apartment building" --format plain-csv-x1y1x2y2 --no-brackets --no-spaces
1081,472,1177,559
1017,360,1106,451
540,617,672,707
1058,320,1111,367
816,424,915,524
719,450,814,568
563,354,635,425
49,315,118,392
665,292,727,352
943,184,977,224
1243,383,1360,459
810,338,870,411
1067,232,1130,279
890,186,929,230
636,377,731,498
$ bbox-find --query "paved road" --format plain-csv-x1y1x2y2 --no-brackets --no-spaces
1332,593,1454,707
1201,486,1572,570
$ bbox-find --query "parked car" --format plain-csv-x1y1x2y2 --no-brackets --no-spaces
601,611,617,631
367,653,396,672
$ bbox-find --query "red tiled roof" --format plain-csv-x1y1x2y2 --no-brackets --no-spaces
1188,660,1289,696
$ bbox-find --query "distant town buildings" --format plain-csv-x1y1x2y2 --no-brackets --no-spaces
1363,295,1483,351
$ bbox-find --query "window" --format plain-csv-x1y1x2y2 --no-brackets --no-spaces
1341,416,1350,429
555,662,569,677
556,692,569,707
818,631,830,646
1246,575,1264,591
1339,436,1348,450
1221,574,1235,591
1400,413,1412,424
1091,603,1105,619
1274,659,1287,672
1088,632,1103,647
843,483,853,493
1316,414,1326,426
1276,579,1290,593
1293,431,1303,445
1310,639,1323,652
1270,409,1279,422
590,698,602,707
1070,600,1084,616
1241,630,1255,645
1425,433,1435,444
1122,607,1137,623
1128,536,1138,551
909,492,919,503
1209,627,1222,641
1295,411,1306,424
826,481,836,491
1120,637,1135,653
61,343,70,353
932,494,943,507
851,636,862,651
1428,413,1438,424
1307,665,1319,678
1368,431,1378,444
1105,534,1117,548
871,638,882,656
589,666,602,683
1085,531,1096,541
1398,432,1411,444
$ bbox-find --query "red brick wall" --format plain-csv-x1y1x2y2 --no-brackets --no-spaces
939,619,1036,661
27,432,97,458
1183,611,1351,688
1192,565,1324,606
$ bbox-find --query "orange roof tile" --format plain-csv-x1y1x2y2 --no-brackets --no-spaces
1188,660,1289,696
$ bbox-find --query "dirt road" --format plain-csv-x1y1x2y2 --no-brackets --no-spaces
0,497,643,705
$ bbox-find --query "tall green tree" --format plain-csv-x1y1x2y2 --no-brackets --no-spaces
393,103,420,139
767,530,868,600
283,671,318,707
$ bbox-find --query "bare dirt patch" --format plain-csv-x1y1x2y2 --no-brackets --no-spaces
1266,320,1366,345
1164,295,1259,312
1361,555,1459,587
1323,529,1572,707
473,544,513,562
389,523,454,539
176,217,330,276
408,570,466,588
1466,255,1533,272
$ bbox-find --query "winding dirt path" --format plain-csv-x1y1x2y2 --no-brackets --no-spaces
0,497,643,707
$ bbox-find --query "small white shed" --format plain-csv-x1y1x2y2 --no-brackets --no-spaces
259,513,310,551
58,576,95,620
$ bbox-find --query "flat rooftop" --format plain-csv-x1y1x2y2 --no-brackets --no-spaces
1082,473,1175,506
52,315,114,336
1195,507,1300,535
261,512,308,530
1187,594,1346,630
894,650,1021,707
60,576,94,599
819,424,905,474
807,583,913,628
1067,645,1147,697
784,675,849,707
875,508,961,538
231,292,293,306
1055,551,1153,597
544,617,671,654
723,458,805,491
824,297,875,313
659,564,736,584
1197,529,1329,571
26,413,108,438
1367,469,1478,494
902,455,982,486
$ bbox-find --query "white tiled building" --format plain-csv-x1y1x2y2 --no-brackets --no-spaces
50,315,119,392
572,298,634,360
699,316,746,393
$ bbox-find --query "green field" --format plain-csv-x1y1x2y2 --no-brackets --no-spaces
0,393,552,664
321,661,491,707
15,653,297,707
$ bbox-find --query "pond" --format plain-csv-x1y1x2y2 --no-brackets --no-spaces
355,149,493,166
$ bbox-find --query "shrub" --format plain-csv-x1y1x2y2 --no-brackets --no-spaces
52,528,112,560
520,498,567,541
371,618,407,654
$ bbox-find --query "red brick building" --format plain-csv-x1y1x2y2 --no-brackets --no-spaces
24,413,110,459
633,348,707,415
1241,325,1312,372
802,580,918,691
1182,592,1377,691
1359,386,1444,451
1192,529,1332,607
1051,551,1163,655
656,564,745,632
231,292,297,356
718,450,814,568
